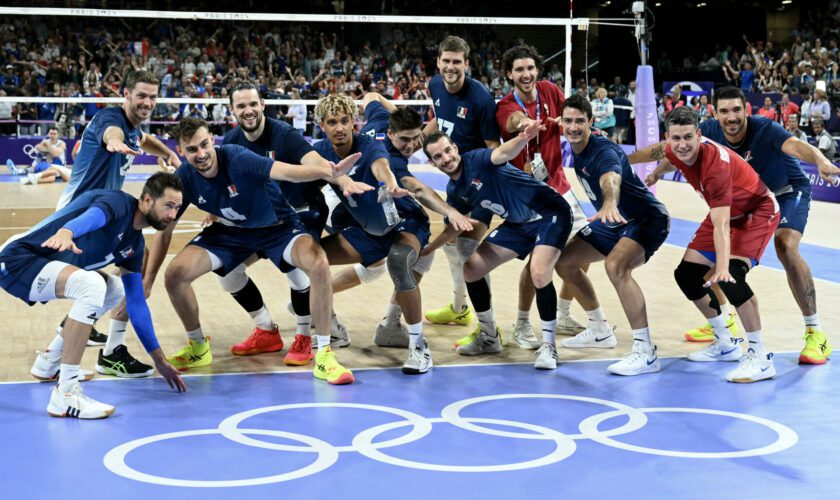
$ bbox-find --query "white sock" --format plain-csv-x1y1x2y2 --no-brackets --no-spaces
517,309,530,323
585,307,606,323
558,298,573,318
747,330,765,356
104,319,127,356
408,322,423,348
444,244,468,310
46,334,64,361
297,315,312,335
187,328,206,345
249,306,274,331
709,314,733,345
720,302,731,317
804,314,820,330
632,327,652,346
540,320,557,344
315,334,330,349
476,309,497,336
58,364,80,390
385,303,402,325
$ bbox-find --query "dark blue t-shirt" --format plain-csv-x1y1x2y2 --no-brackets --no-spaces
175,144,298,228
429,75,499,152
700,116,809,193
223,117,324,210
446,149,569,223
7,190,144,272
572,132,668,222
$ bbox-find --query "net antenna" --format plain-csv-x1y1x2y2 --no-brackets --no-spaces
632,1,650,65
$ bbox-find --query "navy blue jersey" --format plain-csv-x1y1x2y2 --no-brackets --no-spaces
429,75,499,152
700,116,809,192
58,107,142,209
446,149,569,223
5,190,144,272
223,117,325,209
175,144,298,228
315,133,425,235
360,101,421,188
572,132,668,221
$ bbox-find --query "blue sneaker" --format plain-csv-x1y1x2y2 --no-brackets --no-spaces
6,159,22,175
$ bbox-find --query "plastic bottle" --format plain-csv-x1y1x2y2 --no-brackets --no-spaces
378,181,401,225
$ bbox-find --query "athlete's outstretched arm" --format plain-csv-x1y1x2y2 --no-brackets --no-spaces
707,206,735,286
371,157,413,199
627,141,667,164
589,171,627,224
489,119,542,165
400,175,476,232
140,133,182,167
781,136,840,182
645,159,677,186
362,91,397,114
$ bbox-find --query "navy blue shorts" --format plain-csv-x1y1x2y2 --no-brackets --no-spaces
577,214,670,262
0,244,53,304
297,208,328,241
776,186,810,234
188,220,308,276
339,216,431,267
484,213,572,260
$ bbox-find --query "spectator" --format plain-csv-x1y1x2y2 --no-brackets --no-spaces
778,92,800,125
799,87,814,134
812,118,838,161
592,87,616,139
695,94,716,122
786,114,808,141
757,96,778,121
0,89,16,135
812,88,831,122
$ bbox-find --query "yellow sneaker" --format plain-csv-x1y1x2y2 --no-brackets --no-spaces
800,327,832,365
314,346,355,385
454,325,503,349
167,338,212,371
683,313,739,342
425,303,475,325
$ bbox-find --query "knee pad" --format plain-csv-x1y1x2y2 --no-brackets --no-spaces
456,237,481,263
387,243,419,292
101,274,124,311
354,261,387,284
412,252,434,275
286,267,311,291
673,261,711,301
217,263,249,293
717,260,754,307
65,270,107,325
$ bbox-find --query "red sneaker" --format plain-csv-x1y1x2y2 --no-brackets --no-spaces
230,325,284,355
283,334,314,366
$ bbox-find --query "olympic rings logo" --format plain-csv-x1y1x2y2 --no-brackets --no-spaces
22,144,38,159
104,394,799,488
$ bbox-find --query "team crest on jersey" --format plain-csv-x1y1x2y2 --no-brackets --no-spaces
267,151,276,160
119,247,135,259
434,98,441,107
457,106,468,119
581,166,590,176
471,178,483,190
227,185,239,198
743,150,753,162
375,133,386,141
197,195,206,204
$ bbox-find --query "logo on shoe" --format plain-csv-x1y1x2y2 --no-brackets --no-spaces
594,335,613,342
720,347,738,356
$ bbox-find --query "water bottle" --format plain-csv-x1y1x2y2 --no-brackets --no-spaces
378,182,401,226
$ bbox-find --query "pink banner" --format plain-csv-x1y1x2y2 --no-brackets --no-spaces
633,65,660,193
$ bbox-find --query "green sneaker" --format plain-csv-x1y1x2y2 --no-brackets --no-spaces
683,312,739,342
168,338,213,371
800,327,832,365
313,346,355,385
454,325,503,349
425,303,475,325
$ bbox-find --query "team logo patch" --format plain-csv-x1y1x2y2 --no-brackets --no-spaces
434,98,441,107
267,151,276,160
581,166,590,176
471,179,483,190
119,247,135,259
744,150,753,162
228,185,239,198
375,133,386,141
197,195,207,204
457,106,468,119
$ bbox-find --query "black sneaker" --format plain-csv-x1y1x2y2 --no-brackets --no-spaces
96,345,154,378
57,315,109,347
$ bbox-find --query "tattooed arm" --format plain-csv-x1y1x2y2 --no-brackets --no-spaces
627,141,667,164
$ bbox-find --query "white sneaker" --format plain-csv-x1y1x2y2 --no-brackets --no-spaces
46,381,115,419
687,338,742,362
512,321,540,350
608,343,661,376
726,350,775,383
30,351,95,382
560,324,617,349
457,328,502,356
534,342,558,370
402,341,433,374
373,320,409,348
330,314,351,347
557,314,586,335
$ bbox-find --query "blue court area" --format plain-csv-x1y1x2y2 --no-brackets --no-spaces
1,353,836,499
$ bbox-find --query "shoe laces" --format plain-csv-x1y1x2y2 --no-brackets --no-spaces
537,343,557,358
290,335,309,352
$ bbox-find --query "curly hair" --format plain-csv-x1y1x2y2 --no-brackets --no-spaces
314,94,358,123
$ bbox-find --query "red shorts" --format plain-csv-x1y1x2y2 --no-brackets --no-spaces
688,196,780,264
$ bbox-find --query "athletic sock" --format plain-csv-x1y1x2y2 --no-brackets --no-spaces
104,319,127,356
187,328,206,345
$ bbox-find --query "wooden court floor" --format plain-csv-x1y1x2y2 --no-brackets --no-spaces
1,166,838,382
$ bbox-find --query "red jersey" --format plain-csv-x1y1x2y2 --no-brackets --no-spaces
496,80,570,194
665,138,773,218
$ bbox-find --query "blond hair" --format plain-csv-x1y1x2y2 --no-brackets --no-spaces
314,94,358,124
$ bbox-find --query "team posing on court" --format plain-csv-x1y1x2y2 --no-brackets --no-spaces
1,36,837,419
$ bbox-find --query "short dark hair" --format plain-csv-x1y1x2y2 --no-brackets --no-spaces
389,107,422,133
172,117,209,144
422,131,452,157
124,70,159,91
229,80,259,105
47,126,58,133
438,36,470,59
141,172,182,200
501,44,543,76
562,94,593,120
713,86,745,108
664,106,698,130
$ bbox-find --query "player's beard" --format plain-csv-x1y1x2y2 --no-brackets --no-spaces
145,209,172,231
238,111,264,133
